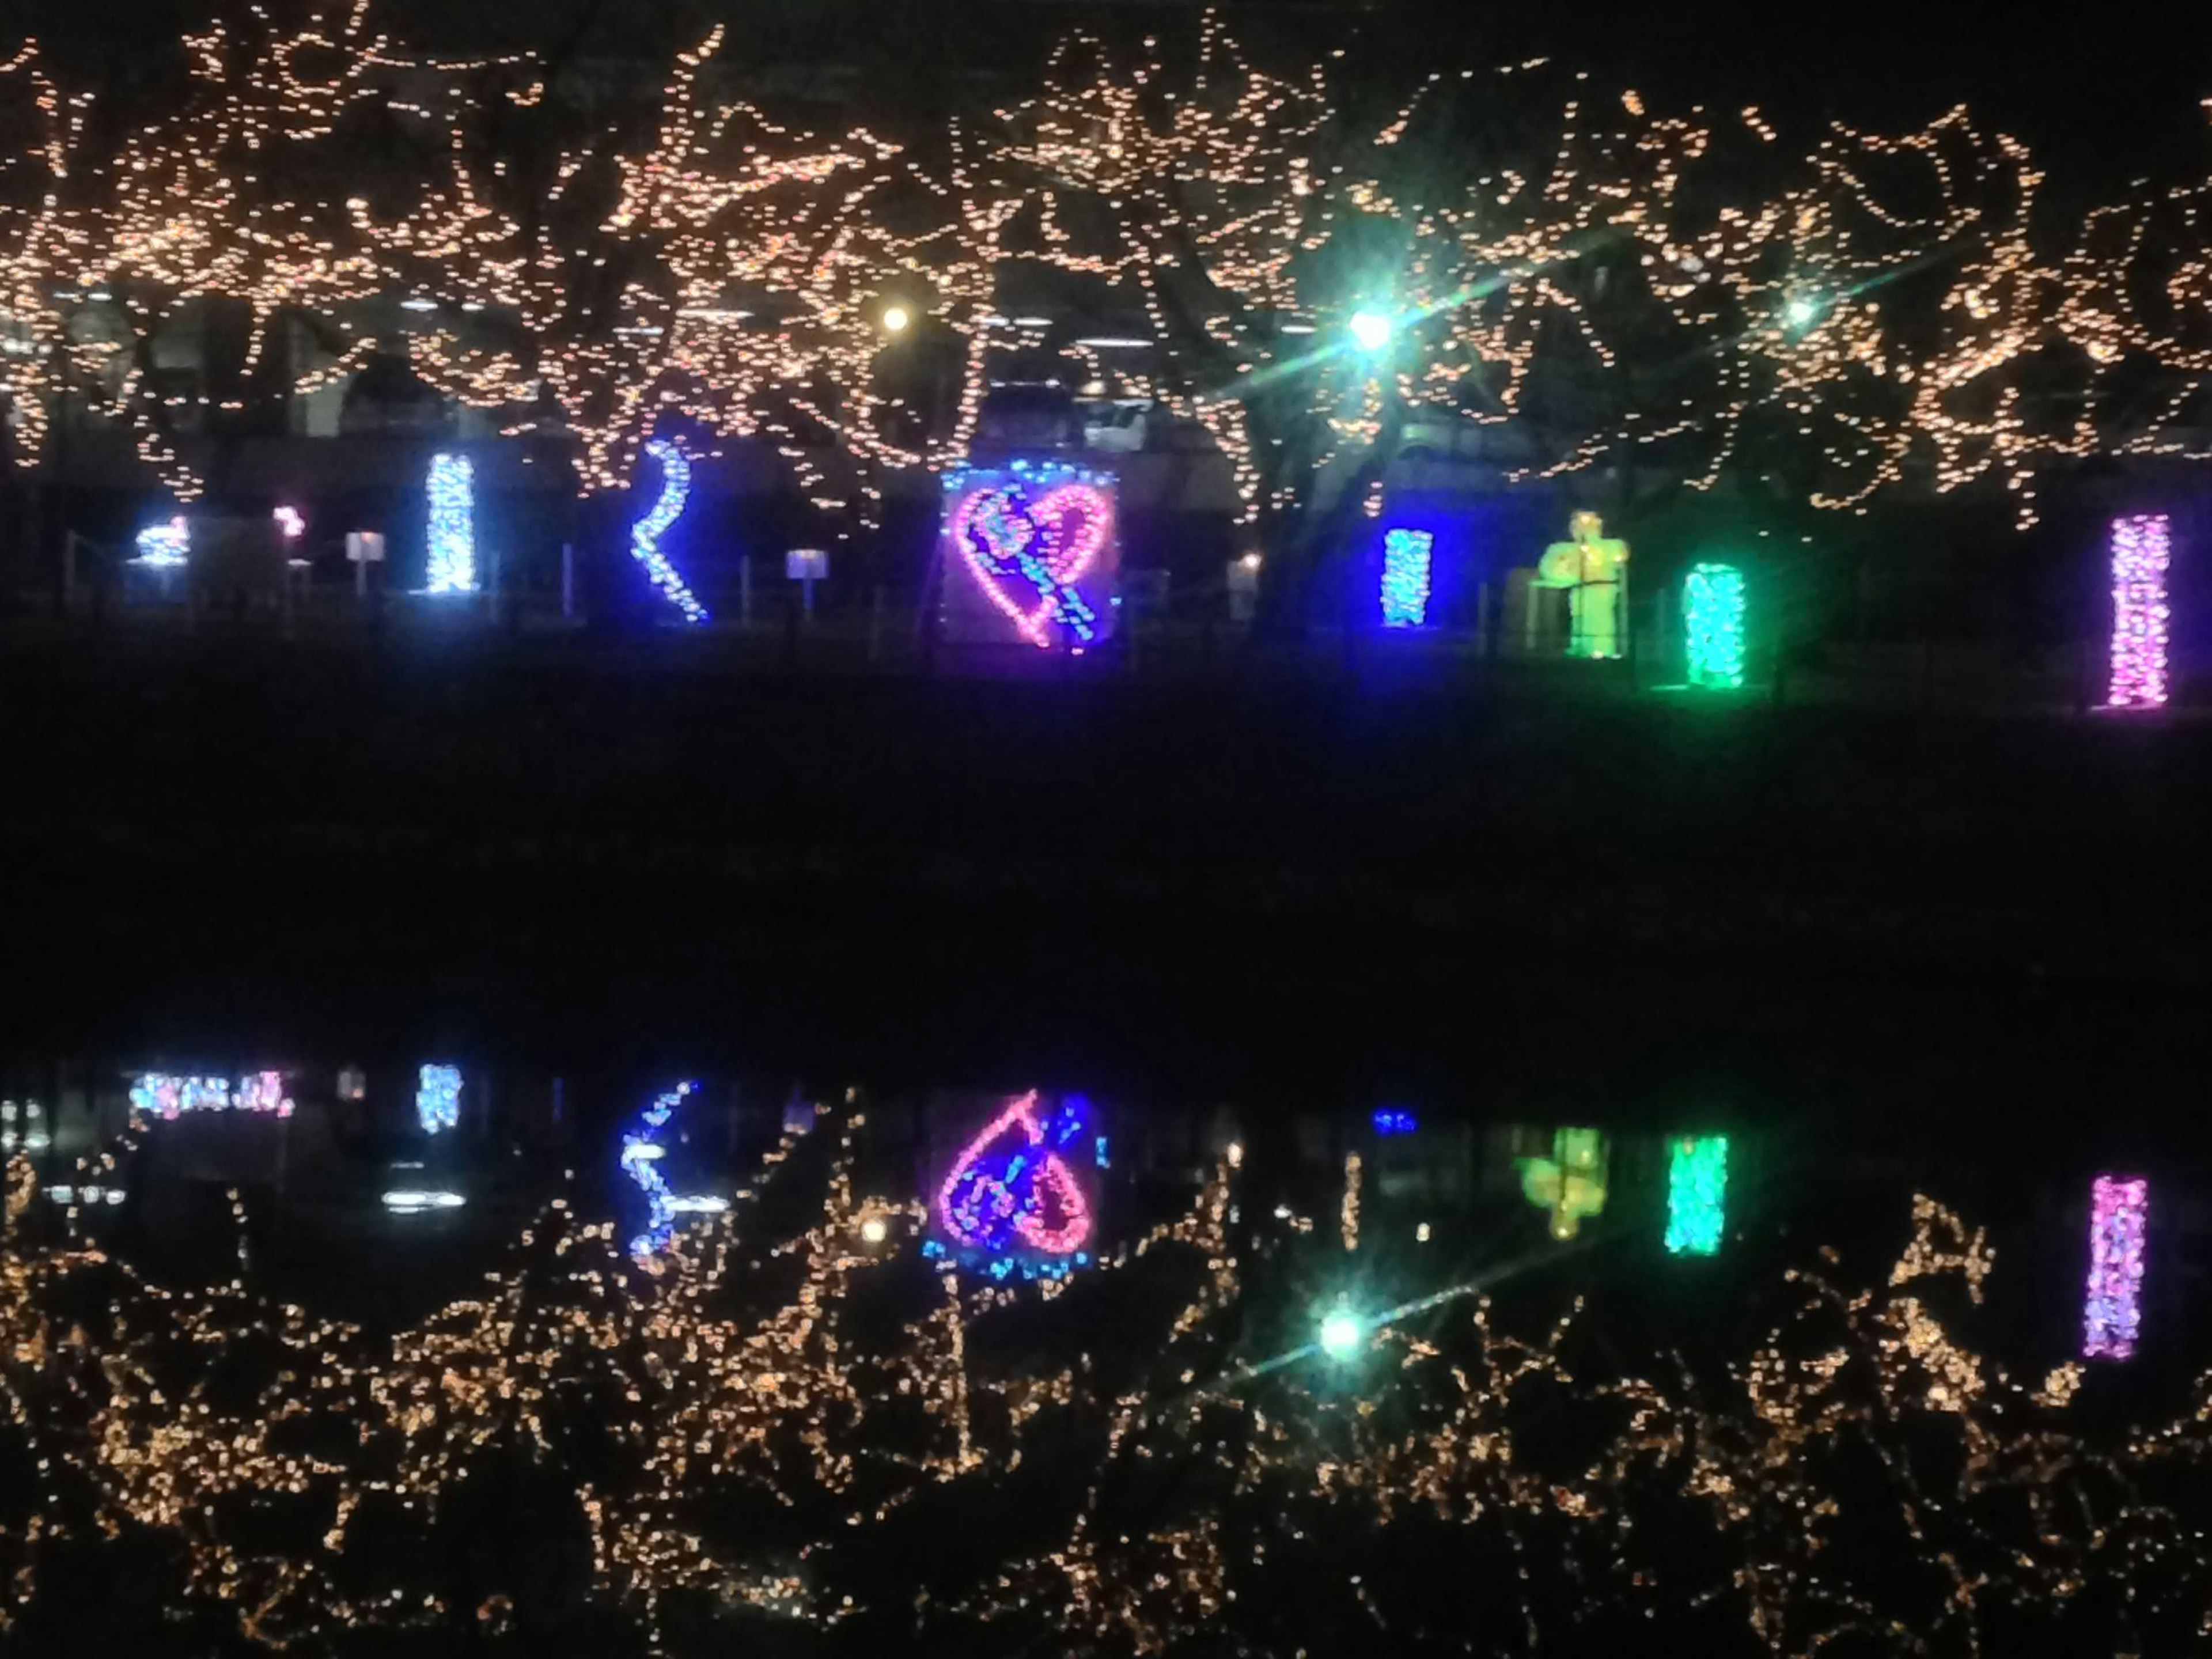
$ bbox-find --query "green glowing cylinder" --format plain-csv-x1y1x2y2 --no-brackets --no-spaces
1683,563,1747,689
1664,1135,1728,1256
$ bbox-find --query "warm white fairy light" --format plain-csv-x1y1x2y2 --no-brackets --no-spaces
1,10,2206,573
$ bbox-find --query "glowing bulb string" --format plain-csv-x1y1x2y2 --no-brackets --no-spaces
627,438,708,624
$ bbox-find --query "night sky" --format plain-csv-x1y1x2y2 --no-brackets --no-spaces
6,0,2211,192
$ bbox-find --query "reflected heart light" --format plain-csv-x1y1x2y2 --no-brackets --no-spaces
935,1090,1094,1257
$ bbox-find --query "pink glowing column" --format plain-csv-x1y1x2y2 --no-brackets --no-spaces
2107,514,2171,707
2083,1174,2147,1360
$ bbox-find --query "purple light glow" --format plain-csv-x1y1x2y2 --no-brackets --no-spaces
2084,1174,2147,1361
2107,514,2170,708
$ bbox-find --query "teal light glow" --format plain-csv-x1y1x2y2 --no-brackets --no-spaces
1379,528,1433,627
1664,1135,1729,1256
1349,309,1393,352
1683,563,1747,688
1319,1307,1363,1359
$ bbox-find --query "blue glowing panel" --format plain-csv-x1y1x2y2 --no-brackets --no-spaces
1379,528,1434,628
630,439,708,623
425,453,478,593
416,1065,461,1135
1372,1108,1419,1135
133,517,190,567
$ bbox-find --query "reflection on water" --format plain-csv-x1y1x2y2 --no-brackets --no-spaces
2084,1172,2148,1361
1664,1134,1729,1257
414,1063,461,1136
3,1060,2211,1652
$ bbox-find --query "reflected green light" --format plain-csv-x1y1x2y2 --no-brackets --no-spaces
1664,1135,1729,1256
1517,1127,1608,1241
1319,1308,1363,1359
1684,562,1747,688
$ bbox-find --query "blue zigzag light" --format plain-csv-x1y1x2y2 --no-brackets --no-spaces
622,1082,700,1259
1380,528,1434,628
416,1065,461,1135
425,453,478,594
631,439,708,624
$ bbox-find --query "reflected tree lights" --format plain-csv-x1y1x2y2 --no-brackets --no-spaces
2084,1173,2147,1361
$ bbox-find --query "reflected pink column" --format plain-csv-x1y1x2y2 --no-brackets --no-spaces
2084,1175,2147,1360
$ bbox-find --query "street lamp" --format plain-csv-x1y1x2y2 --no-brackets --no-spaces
1349,309,1394,353
881,303,912,336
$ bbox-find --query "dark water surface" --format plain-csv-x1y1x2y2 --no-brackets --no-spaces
5,1033,2211,1657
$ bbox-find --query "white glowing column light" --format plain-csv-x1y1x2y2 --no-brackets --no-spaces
2084,1174,2147,1361
425,453,478,594
416,1065,461,1135
629,439,708,623
2107,514,2171,708
133,517,190,567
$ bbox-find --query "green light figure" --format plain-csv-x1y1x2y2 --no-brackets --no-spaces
1517,1127,1609,1241
1683,563,1747,689
1664,1136,1729,1255
1536,511,1630,660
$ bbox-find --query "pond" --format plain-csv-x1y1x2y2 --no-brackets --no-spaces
3,1051,2207,1655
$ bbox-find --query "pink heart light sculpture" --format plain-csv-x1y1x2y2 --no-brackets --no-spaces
948,482,1112,649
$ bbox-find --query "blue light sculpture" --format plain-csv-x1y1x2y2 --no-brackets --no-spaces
1379,528,1434,627
630,439,709,623
425,453,477,593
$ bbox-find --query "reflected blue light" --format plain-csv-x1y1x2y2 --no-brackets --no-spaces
622,1082,700,1258
416,1065,461,1135
132,517,190,567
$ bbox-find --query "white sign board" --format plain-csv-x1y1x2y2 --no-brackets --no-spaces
346,531,388,563
786,548,829,581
